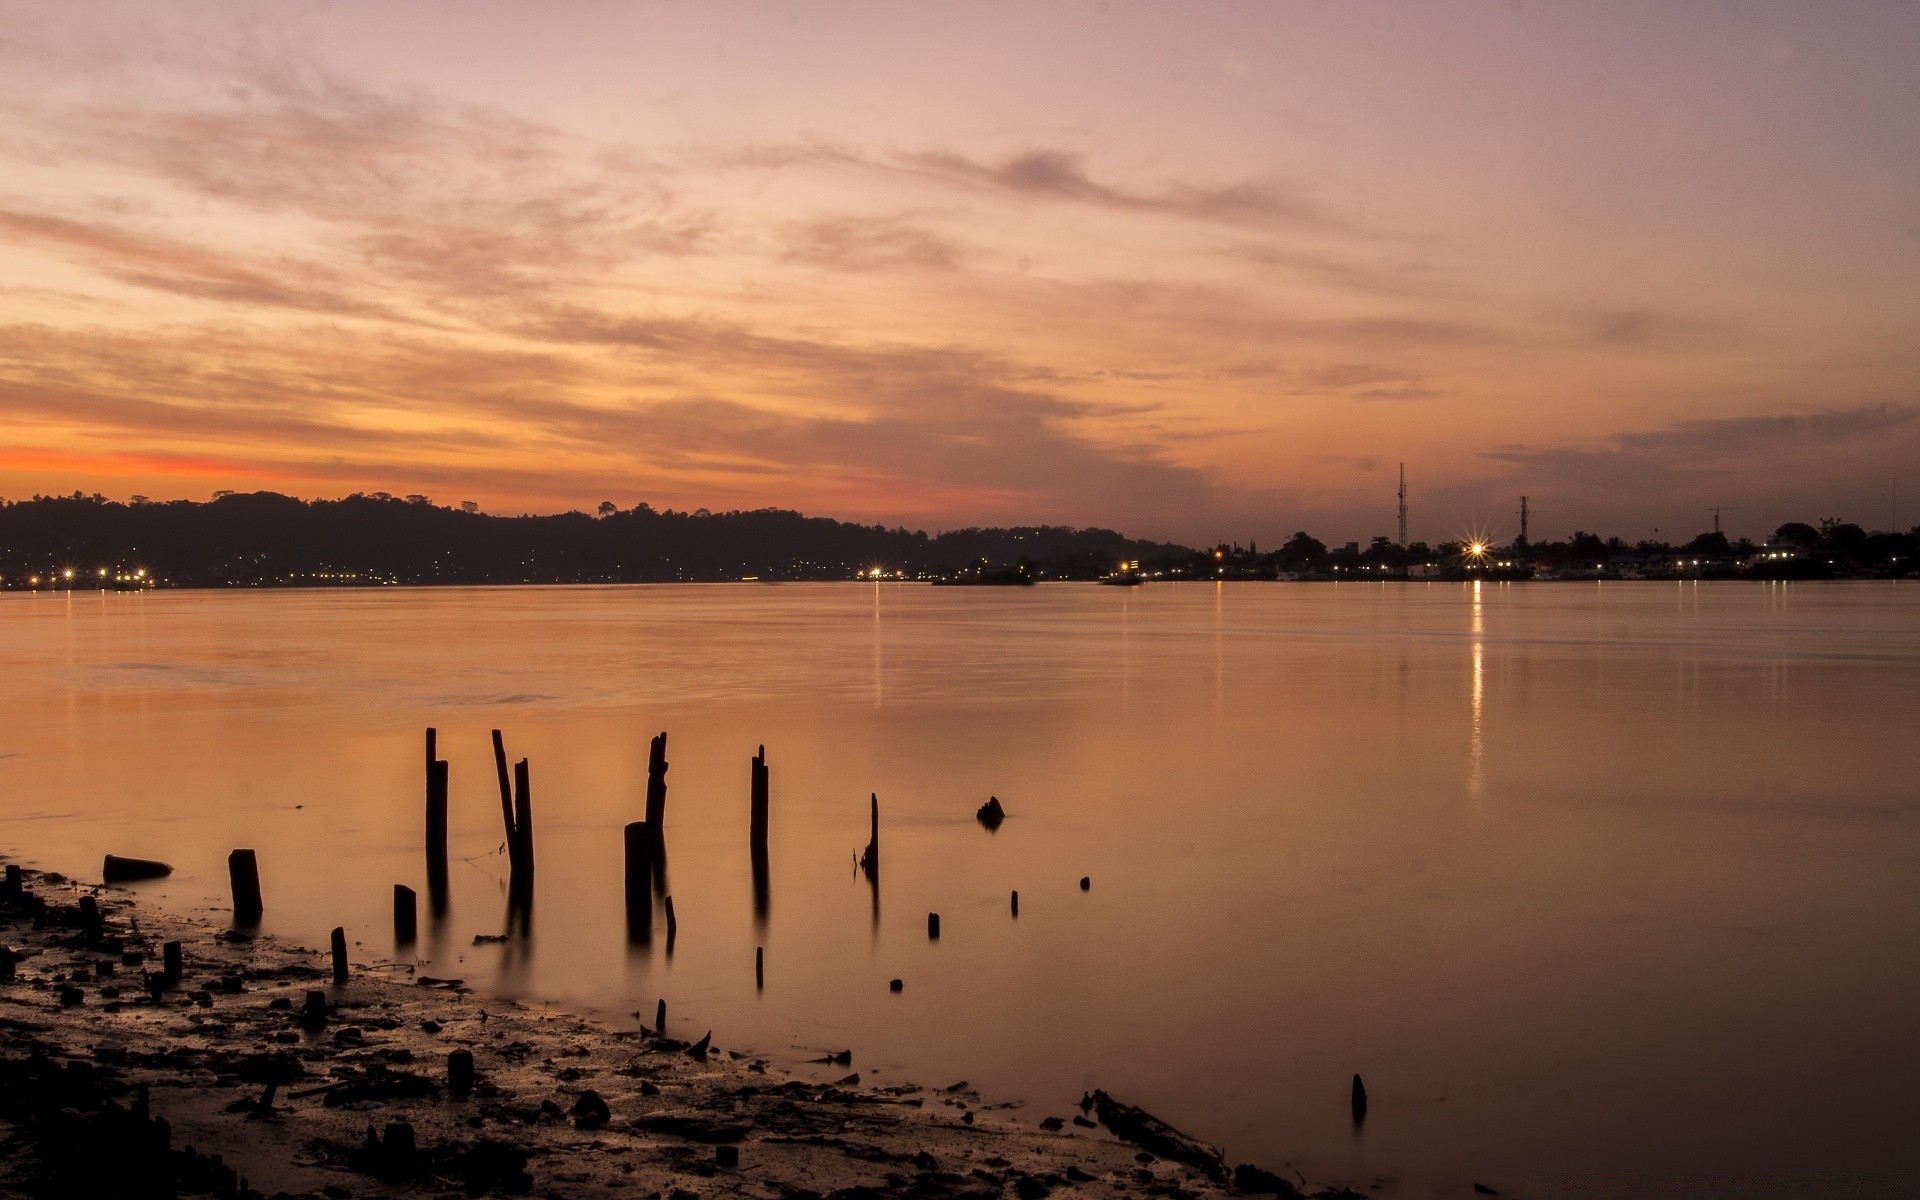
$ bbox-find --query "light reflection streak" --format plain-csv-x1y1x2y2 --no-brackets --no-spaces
1469,579,1485,808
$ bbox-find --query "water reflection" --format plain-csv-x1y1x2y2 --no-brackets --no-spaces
5,583,1920,1197
1468,581,1485,808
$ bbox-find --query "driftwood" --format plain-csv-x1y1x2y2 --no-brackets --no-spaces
101,855,172,883
1086,1089,1227,1182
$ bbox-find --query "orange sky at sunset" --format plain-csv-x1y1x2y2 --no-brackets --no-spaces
2,1,1916,544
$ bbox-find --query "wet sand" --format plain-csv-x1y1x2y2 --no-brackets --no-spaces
0,860,1356,1200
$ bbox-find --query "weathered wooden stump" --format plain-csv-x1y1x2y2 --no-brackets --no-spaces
102,855,173,883
425,728,449,910
623,821,652,940
227,849,263,922
1351,1074,1368,1123
393,885,418,944
1011,889,1019,917
928,912,941,939
448,1048,475,1097
330,926,348,984
162,940,182,984
749,745,769,853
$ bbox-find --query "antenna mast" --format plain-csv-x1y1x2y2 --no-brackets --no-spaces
1709,506,1739,537
1397,463,1408,547
1518,495,1530,545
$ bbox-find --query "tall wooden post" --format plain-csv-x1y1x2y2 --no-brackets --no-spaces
749,745,769,852
425,729,449,913
644,732,669,842
623,821,652,941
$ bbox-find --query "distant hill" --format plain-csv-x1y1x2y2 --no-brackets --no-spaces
0,491,1193,586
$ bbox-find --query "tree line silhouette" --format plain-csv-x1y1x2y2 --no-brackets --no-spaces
0,491,1190,586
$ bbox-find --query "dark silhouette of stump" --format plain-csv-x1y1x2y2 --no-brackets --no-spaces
228,849,263,923
330,927,348,984
1351,1074,1368,1124
1011,890,1019,918
425,729,449,913
448,1049,475,1097
928,912,940,940
623,821,652,942
749,745,769,852
976,795,1006,829
102,855,172,882
393,885,418,944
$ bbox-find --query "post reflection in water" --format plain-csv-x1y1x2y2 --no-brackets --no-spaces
3,582,1919,1198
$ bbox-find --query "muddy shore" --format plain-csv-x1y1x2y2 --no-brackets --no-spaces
0,859,1356,1200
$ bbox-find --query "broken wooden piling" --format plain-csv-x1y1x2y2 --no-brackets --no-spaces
654,998,666,1034
448,1049,475,1098
162,940,182,984
330,927,348,984
755,946,764,991
102,855,172,883
1351,1074,1368,1123
644,732,670,842
227,849,263,922
664,894,678,951
511,758,534,879
928,912,940,940
859,793,879,875
1011,889,1019,918
425,728,449,911
749,745,769,852
394,885,418,944
623,821,652,940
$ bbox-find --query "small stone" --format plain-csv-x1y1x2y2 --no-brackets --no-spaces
572,1089,611,1129
715,1145,739,1169
1039,1116,1064,1131
1079,876,1090,891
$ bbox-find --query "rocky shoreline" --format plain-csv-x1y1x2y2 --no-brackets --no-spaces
0,859,1353,1200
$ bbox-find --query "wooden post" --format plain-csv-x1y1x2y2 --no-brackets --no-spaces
425,729,449,910
927,912,940,940
755,946,764,991
227,849,263,922
330,926,348,984
2,864,19,897
654,998,666,1034
162,940,182,984
749,745,769,853
448,1049,475,1097
1351,1074,1368,1123
394,885,418,944
644,732,669,841
1010,890,1019,918
663,894,678,949
859,793,879,876
491,729,516,852
623,822,652,940
512,758,534,880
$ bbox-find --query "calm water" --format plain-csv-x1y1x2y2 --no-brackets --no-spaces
3,582,1917,1197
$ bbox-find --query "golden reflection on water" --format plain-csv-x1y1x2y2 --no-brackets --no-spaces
3,582,1920,1196
1468,580,1485,809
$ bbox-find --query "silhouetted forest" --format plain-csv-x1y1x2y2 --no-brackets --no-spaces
0,491,1191,586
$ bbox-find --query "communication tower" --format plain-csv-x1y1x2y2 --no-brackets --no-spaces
1397,463,1408,547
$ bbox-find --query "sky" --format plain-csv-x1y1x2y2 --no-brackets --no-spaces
1,1,1917,546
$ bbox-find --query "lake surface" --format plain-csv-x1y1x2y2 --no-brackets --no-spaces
3,581,1916,1197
